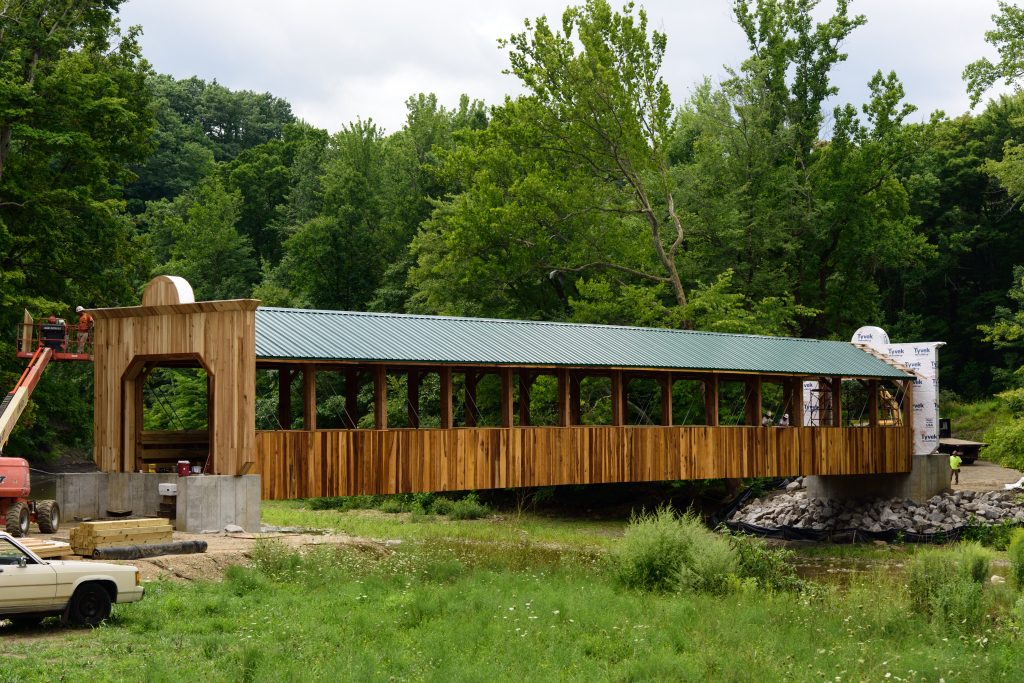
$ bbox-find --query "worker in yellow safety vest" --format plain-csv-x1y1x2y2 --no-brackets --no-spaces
949,450,963,486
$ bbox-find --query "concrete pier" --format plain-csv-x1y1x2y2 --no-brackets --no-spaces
805,452,950,503
56,473,261,532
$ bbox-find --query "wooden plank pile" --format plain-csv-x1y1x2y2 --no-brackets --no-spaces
69,518,173,557
20,538,74,559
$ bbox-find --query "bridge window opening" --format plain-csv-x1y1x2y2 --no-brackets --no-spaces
256,368,288,429
463,372,504,426
877,380,906,427
718,379,752,425
314,368,364,428
804,378,841,427
626,377,662,425
143,367,208,430
760,382,784,425
405,370,439,428
840,380,870,426
671,378,707,425
579,376,613,425
140,365,210,472
514,372,558,426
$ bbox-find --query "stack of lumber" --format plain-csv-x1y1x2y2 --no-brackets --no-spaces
69,518,173,557
20,538,74,559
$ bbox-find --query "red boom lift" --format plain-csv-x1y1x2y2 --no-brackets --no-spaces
0,310,93,536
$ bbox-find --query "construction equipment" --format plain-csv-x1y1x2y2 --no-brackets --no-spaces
0,309,94,537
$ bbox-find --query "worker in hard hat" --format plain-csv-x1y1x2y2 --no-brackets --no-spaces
75,305,93,354
778,413,790,427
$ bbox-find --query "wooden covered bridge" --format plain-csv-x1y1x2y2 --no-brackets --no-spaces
90,277,915,500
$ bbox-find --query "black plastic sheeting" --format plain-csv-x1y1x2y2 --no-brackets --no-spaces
91,540,208,560
722,520,968,544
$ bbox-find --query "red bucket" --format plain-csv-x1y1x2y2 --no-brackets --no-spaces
177,460,191,477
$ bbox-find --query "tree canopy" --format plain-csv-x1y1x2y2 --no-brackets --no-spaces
8,0,1024,456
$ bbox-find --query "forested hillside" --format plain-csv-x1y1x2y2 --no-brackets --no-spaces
5,0,1024,458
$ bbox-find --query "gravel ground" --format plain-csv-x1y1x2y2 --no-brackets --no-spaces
952,458,1024,492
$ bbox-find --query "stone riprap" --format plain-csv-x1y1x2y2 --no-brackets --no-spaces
730,487,1024,534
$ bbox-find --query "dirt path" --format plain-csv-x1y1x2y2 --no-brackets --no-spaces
41,526,390,582
951,459,1024,493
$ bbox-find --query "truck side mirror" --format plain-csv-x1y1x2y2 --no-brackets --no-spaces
17,556,27,568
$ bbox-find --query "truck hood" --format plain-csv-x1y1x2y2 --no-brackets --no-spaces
44,560,137,574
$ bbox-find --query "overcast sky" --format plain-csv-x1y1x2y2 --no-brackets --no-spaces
118,0,1011,134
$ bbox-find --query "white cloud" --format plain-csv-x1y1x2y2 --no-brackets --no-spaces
119,0,1010,133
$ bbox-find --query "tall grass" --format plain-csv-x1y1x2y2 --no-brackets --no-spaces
1009,528,1024,588
906,542,994,633
4,529,1024,680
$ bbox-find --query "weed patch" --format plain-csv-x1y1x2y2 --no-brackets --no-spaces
1009,527,1024,588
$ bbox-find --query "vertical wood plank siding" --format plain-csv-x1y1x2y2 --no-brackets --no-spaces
92,300,258,475
254,425,913,500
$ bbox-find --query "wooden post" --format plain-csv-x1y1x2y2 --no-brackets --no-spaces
20,309,32,353
439,367,453,429
344,368,359,429
745,376,762,426
302,365,317,431
557,368,572,426
277,368,292,430
786,378,804,427
704,375,719,427
569,372,581,425
901,379,914,429
373,366,387,429
464,371,478,427
519,371,534,426
831,377,843,427
500,368,514,427
130,365,152,471
868,379,878,427
611,371,625,426
660,373,673,426
407,369,420,428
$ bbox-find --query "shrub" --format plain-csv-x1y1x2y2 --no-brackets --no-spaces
428,497,455,516
997,387,1024,419
982,417,1024,471
676,533,738,596
962,519,1021,550
730,532,802,592
445,493,491,520
1009,528,1024,589
378,497,409,514
612,506,742,594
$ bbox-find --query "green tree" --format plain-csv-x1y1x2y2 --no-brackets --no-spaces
964,1,1024,107
145,176,258,300
0,0,154,458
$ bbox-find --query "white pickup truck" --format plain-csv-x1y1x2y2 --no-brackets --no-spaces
0,532,144,626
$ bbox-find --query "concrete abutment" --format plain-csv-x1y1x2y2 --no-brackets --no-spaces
55,473,260,533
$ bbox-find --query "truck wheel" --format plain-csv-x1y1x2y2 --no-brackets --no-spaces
36,501,59,533
5,502,29,537
67,584,112,626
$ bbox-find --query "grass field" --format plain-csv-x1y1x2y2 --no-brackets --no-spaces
2,503,1024,682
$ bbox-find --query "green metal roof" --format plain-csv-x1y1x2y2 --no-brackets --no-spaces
254,308,910,378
